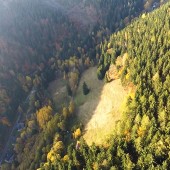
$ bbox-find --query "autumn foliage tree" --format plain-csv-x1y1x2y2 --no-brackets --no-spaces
36,106,53,129
62,107,69,119
0,117,11,127
68,100,75,115
73,128,81,139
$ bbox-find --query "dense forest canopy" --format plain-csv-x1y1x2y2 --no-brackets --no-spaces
0,0,147,147
0,0,169,169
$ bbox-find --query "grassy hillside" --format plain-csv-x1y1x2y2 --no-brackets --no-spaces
75,67,131,145
38,2,170,169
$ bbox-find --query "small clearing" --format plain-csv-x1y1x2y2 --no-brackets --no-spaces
48,79,69,111
75,67,130,145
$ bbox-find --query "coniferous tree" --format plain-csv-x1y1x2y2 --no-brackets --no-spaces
82,82,90,95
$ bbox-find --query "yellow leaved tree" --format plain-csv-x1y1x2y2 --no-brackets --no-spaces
73,128,81,139
36,106,53,129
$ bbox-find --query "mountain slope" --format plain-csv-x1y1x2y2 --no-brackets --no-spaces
0,0,167,169
39,2,170,169
0,0,148,148
75,67,131,145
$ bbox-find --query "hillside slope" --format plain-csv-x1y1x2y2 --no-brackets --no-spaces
75,67,130,145
0,0,169,169
0,0,148,149
39,2,170,169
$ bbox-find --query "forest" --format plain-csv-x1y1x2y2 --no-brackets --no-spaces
0,0,146,151
0,0,169,169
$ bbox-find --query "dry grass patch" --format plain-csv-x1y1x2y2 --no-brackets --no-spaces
75,67,131,145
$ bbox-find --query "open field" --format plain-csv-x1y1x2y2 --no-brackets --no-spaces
48,79,70,111
48,67,132,145
75,67,130,145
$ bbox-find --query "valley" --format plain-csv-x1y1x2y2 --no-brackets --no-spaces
0,0,169,169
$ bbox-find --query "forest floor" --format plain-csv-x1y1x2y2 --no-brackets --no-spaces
75,67,130,145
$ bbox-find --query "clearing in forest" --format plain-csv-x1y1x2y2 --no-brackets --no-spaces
75,67,130,145
48,79,70,111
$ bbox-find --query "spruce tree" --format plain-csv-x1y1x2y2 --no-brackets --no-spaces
82,82,90,95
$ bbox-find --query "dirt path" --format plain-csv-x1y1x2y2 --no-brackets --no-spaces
75,67,130,145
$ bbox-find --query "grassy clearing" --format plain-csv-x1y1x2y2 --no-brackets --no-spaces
48,79,70,111
75,67,130,145
48,67,132,146
75,67,104,106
